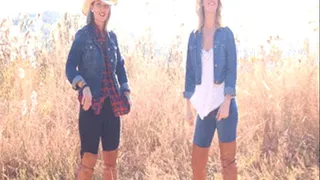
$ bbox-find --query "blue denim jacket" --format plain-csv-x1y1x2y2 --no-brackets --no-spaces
65,23,130,98
183,26,237,99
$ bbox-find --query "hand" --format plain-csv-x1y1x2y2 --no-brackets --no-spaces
123,91,131,106
81,86,92,111
186,100,194,126
187,108,195,126
216,97,232,121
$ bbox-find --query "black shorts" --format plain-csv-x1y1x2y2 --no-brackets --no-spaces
78,98,120,158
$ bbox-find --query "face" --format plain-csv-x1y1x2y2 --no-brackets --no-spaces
91,0,110,24
202,0,218,13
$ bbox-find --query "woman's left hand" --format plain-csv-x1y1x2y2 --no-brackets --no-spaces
124,91,131,106
216,96,232,121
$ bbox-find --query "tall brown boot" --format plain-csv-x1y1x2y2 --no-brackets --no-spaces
191,144,210,180
76,152,98,180
102,149,118,180
219,141,237,180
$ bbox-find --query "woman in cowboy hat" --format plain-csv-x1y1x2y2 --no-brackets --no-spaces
65,0,131,179
183,0,238,179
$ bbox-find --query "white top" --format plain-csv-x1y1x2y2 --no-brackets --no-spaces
190,48,225,120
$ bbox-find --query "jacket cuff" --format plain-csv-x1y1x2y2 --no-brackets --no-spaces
72,75,85,90
224,86,236,97
183,91,194,99
120,82,130,93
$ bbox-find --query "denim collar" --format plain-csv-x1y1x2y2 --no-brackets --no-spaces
87,23,116,47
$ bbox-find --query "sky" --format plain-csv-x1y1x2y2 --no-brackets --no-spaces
0,0,318,54
0,0,80,15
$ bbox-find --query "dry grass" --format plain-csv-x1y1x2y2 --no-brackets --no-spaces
0,13,319,180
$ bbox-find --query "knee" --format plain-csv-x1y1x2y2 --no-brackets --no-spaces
80,152,98,169
221,157,237,169
219,141,237,168
102,150,118,169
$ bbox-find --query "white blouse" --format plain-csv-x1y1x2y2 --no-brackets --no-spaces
190,48,225,120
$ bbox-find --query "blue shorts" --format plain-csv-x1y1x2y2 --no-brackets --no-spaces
193,99,238,147
78,98,121,158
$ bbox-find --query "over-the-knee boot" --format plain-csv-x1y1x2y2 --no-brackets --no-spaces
76,152,98,180
102,149,118,180
192,144,210,180
219,141,237,180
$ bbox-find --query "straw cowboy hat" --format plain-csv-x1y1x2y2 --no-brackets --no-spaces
82,0,118,16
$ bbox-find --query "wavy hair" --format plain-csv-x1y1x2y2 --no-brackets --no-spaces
196,0,222,31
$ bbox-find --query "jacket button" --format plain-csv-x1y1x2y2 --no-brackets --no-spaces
215,64,218,67
215,81,219,83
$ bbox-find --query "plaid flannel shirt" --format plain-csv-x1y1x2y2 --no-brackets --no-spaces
78,24,130,116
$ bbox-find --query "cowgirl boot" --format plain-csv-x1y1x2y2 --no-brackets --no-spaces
191,144,210,180
102,149,118,180
76,152,98,180
219,141,238,180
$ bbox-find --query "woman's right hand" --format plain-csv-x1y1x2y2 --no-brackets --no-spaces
186,100,195,126
81,86,92,111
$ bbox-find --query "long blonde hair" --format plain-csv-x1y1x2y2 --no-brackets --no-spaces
196,0,222,32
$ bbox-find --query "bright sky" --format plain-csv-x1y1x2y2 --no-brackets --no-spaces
0,0,79,15
0,0,318,51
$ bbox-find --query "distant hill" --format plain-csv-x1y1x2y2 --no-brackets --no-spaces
10,11,63,39
11,11,62,26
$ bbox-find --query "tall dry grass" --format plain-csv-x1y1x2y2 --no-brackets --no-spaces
0,13,319,180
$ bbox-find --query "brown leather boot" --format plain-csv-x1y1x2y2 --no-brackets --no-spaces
219,141,237,180
76,152,98,180
102,149,118,180
191,144,210,180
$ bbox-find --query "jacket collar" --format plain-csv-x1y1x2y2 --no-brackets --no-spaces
87,23,116,47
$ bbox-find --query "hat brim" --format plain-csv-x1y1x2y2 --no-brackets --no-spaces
82,0,117,16
102,0,117,5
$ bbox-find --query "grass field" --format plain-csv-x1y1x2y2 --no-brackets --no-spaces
0,13,319,180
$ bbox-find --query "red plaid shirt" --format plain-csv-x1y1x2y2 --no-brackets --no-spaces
78,24,130,116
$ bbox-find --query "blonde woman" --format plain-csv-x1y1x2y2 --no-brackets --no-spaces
183,0,238,179
65,0,131,179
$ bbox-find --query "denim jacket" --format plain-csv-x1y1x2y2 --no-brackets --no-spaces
183,26,237,99
65,23,130,98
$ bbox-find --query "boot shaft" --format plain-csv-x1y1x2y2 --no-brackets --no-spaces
76,152,98,180
219,141,237,180
103,150,118,180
